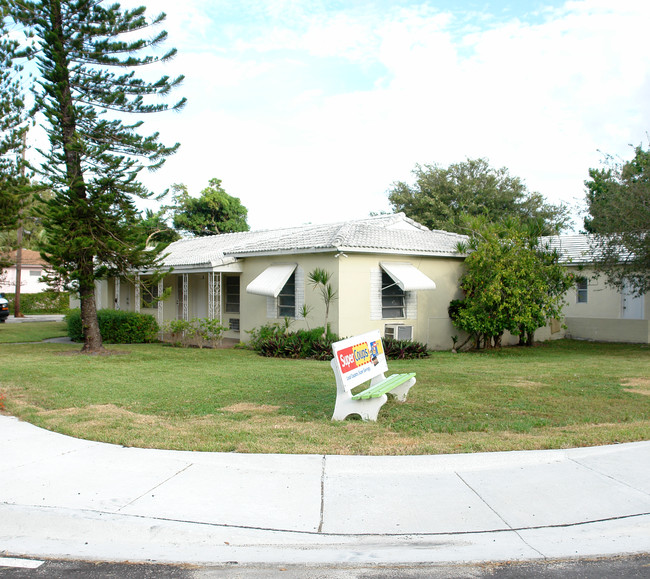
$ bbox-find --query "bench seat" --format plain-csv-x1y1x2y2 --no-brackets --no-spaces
331,330,417,421
351,372,416,400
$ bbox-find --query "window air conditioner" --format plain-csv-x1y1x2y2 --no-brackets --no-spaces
384,324,413,341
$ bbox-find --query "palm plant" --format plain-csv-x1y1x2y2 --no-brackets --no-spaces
308,268,338,338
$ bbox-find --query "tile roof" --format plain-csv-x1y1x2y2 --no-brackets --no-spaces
540,235,600,264
0,249,47,267
160,213,467,268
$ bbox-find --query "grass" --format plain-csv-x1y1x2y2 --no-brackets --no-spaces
0,338,648,455
0,321,67,343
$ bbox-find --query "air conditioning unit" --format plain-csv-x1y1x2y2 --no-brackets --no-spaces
384,324,413,341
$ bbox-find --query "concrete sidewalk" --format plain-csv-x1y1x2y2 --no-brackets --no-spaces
1,415,649,565
3,314,65,324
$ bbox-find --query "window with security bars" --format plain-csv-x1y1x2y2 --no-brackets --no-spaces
278,272,296,317
381,270,405,318
225,276,240,313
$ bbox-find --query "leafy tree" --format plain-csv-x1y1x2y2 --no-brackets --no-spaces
388,158,570,235
171,178,249,236
450,217,572,349
584,145,650,296
5,1,186,352
134,208,180,245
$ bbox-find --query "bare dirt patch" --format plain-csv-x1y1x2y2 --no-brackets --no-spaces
54,349,130,356
222,403,281,414
512,380,545,389
623,378,650,396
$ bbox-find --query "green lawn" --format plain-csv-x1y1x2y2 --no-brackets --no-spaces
0,321,67,343
1,339,648,455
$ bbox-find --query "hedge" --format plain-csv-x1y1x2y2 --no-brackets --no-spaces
66,309,159,344
2,291,70,314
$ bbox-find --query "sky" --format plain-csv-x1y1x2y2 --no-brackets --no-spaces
59,0,650,231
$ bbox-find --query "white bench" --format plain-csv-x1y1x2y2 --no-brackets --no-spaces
330,330,416,421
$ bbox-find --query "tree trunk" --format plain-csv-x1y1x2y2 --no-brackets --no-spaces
79,281,105,354
525,330,535,347
50,2,104,354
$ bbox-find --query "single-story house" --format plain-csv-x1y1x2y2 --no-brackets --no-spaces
0,249,50,294
542,235,649,344
90,213,475,349
84,214,648,348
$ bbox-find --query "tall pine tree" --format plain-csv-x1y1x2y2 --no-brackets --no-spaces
6,1,185,352
0,10,28,249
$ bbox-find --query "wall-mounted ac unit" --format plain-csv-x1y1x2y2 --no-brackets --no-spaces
384,324,413,341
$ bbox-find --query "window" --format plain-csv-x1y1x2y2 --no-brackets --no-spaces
225,276,240,313
277,272,296,317
382,270,405,318
229,318,240,332
576,278,588,303
141,278,160,309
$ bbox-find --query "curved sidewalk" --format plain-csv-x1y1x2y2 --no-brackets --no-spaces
1,415,649,565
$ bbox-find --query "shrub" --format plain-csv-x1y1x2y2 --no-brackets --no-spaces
248,323,429,360
4,291,71,314
162,318,228,348
382,337,430,359
66,309,159,343
247,323,338,360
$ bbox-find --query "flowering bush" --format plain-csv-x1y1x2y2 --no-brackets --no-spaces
163,318,228,348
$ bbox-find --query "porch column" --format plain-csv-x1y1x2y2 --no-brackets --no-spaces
96,281,102,310
208,272,222,321
157,279,164,328
182,273,189,321
134,274,141,313
114,278,120,310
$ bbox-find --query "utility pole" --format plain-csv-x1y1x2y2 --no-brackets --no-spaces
13,131,26,318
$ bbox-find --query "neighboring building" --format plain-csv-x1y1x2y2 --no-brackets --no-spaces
543,235,649,344
0,249,50,294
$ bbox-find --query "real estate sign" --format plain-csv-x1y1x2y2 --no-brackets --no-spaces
331,330,388,389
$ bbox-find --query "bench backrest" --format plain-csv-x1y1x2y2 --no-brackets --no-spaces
331,330,388,392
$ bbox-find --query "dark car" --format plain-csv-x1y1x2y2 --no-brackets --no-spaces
0,293,9,322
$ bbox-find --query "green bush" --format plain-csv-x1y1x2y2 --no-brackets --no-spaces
65,309,159,343
248,323,430,360
248,323,338,360
162,317,228,348
3,291,71,314
382,337,430,359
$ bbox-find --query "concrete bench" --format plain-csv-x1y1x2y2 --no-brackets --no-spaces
330,330,416,421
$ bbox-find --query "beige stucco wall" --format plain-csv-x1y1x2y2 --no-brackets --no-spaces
239,253,340,337
336,253,466,349
91,260,649,347
560,267,649,343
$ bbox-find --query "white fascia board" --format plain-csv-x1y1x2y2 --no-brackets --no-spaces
380,262,436,291
246,263,297,298
336,246,464,258
225,248,335,258
137,259,244,276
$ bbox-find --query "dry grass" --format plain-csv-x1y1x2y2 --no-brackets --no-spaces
2,339,649,455
623,378,650,396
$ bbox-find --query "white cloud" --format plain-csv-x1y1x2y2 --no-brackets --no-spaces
32,0,650,232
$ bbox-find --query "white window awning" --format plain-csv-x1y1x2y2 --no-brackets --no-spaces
246,264,297,297
380,262,436,291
